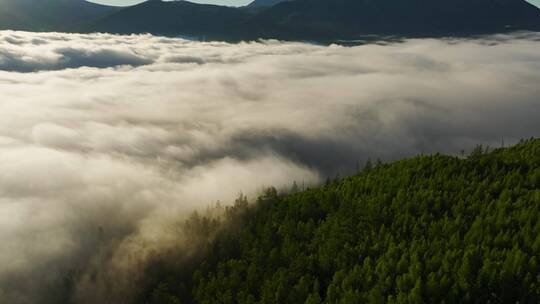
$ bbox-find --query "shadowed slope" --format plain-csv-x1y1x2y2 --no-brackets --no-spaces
247,0,290,7
89,0,249,38
0,0,118,31
245,0,540,39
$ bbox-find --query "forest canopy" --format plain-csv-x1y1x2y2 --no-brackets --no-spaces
138,139,540,304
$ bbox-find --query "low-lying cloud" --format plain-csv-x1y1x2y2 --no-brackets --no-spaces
0,30,539,303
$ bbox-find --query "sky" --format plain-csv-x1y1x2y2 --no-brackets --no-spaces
89,0,540,8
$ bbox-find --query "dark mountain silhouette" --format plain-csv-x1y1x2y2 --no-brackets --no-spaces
84,0,540,41
247,0,289,7
244,0,540,40
88,0,249,38
0,0,118,31
0,0,539,41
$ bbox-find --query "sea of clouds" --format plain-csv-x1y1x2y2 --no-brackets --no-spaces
0,30,539,303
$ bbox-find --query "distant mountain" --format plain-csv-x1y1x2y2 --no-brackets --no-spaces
0,0,118,31
88,0,249,38
1,0,540,42
84,0,540,41
244,0,540,40
247,0,289,7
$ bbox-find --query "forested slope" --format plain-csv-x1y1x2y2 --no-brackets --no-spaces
139,138,540,304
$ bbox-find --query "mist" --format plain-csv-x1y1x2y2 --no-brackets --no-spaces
0,30,539,303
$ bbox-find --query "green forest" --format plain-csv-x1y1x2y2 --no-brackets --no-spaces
137,138,540,304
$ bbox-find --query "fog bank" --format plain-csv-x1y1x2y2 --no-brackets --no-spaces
0,30,539,303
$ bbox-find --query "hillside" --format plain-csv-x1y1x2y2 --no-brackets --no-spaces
83,0,540,41
135,139,540,303
1,0,540,41
88,0,250,38
0,0,117,31
244,0,540,40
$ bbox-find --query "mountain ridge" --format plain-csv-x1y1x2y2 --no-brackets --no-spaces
1,0,540,42
85,0,540,41
247,0,290,7
242,0,540,40
87,0,248,37
0,0,119,31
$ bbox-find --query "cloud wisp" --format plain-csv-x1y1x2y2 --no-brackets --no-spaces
0,30,539,303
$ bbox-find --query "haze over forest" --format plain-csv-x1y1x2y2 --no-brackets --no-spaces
0,1,539,303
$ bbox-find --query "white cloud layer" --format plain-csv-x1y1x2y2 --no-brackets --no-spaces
0,30,539,303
